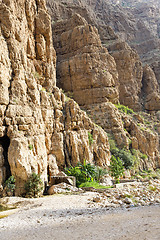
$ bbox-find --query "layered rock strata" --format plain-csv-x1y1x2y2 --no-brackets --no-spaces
85,102,160,169
0,0,110,195
49,0,160,112
107,40,143,111
52,13,160,168
53,14,119,106
142,65,160,112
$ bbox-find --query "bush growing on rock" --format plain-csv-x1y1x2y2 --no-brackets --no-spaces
4,176,16,196
114,104,134,115
109,134,137,170
109,156,124,183
24,173,43,198
65,161,107,187
88,132,93,145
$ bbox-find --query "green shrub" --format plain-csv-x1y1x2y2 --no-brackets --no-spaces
95,167,108,182
65,161,96,187
88,132,93,145
140,153,148,160
109,156,124,183
111,147,134,169
25,173,43,197
28,144,33,150
65,165,85,187
118,149,135,169
4,176,16,195
108,135,117,151
65,161,107,187
109,134,134,169
114,104,134,114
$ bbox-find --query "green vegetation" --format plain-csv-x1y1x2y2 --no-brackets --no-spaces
135,169,160,180
65,161,107,187
109,135,135,170
148,185,157,191
114,103,134,115
108,134,151,177
109,156,124,183
0,204,15,213
4,176,16,195
28,144,33,150
24,173,43,197
79,181,112,189
40,87,46,92
88,132,93,145
111,148,135,169
32,71,41,80
65,91,73,99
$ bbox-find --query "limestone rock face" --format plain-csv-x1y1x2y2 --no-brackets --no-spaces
86,102,160,169
47,0,160,113
0,0,110,194
142,65,160,112
63,100,110,167
0,0,56,193
50,10,160,169
84,103,129,149
53,14,119,106
108,41,143,111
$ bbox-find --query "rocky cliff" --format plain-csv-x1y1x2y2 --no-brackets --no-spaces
52,14,160,170
0,0,110,195
0,0,160,196
53,14,119,106
48,0,160,112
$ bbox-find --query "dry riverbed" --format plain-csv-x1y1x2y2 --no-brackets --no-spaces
0,193,160,240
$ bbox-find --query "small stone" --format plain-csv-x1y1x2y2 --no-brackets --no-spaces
124,198,133,204
93,196,101,203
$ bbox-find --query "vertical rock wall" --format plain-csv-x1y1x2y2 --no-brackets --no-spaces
52,13,160,169
0,0,111,195
53,14,119,106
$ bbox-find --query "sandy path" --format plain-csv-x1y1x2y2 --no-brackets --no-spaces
0,194,160,240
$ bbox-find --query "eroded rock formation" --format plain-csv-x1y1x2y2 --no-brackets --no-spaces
108,40,143,111
142,65,160,112
53,14,119,106
0,0,110,195
0,0,160,196
48,0,160,112
52,13,160,169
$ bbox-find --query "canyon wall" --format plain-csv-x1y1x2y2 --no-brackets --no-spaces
51,12,160,169
0,0,159,196
0,0,110,195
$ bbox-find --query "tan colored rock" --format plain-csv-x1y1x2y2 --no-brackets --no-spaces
84,102,129,148
53,14,119,106
142,65,160,111
47,154,59,177
47,182,79,195
0,1,111,195
108,41,143,111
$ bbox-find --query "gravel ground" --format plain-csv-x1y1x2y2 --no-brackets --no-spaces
0,193,160,240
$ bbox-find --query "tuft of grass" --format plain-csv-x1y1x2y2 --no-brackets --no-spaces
32,71,41,80
0,204,15,212
28,144,33,150
114,103,134,115
79,181,112,189
0,215,7,219
88,132,93,145
148,185,157,191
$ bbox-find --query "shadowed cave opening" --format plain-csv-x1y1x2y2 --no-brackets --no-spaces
0,135,11,181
